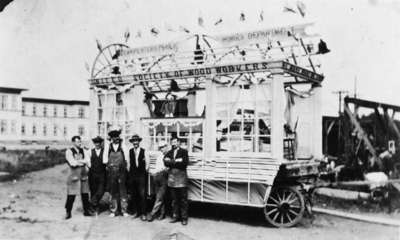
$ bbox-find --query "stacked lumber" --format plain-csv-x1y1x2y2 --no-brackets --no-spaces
148,152,280,185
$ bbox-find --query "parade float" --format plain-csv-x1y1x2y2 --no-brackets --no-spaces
87,22,327,227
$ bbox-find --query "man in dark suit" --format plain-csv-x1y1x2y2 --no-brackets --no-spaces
88,136,106,213
164,137,189,225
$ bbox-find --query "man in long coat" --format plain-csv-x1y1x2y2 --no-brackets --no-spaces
103,127,130,217
88,136,106,213
64,135,93,219
164,137,189,225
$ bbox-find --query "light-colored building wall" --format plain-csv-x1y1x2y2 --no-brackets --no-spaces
0,88,25,143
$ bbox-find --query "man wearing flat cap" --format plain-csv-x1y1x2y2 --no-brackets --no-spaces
127,134,150,221
102,127,130,217
87,136,106,213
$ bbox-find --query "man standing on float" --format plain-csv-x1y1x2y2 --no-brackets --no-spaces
103,127,130,217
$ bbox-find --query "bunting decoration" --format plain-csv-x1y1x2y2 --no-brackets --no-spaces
198,16,204,27
283,5,297,14
124,29,130,43
214,18,223,26
179,26,190,33
296,1,306,17
96,39,102,52
239,12,245,21
150,27,159,36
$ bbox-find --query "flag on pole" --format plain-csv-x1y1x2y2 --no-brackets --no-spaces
214,18,223,26
283,5,297,13
96,39,102,52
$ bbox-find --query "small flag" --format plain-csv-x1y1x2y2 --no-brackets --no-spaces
316,39,330,54
135,30,142,38
259,10,264,22
283,6,297,14
150,27,159,36
239,12,245,21
214,18,223,26
179,26,190,33
84,62,90,72
124,29,130,43
198,16,204,27
96,39,102,52
296,1,306,17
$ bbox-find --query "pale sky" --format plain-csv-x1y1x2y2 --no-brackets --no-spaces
1,0,400,116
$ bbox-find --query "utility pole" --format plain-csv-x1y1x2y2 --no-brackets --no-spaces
332,90,349,114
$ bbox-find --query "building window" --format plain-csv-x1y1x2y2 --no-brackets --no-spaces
1,95,7,110
53,125,57,136
43,124,47,136
33,104,37,116
63,126,68,136
78,107,85,118
43,105,48,117
22,103,26,116
78,126,85,136
21,124,26,135
64,106,68,118
0,120,7,134
32,124,37,135
11,95,17,110
53,106,57,117
10,120,16,134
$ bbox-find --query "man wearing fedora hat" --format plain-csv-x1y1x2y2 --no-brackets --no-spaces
103,127,130,217
127,134,150,221
88,136,106,213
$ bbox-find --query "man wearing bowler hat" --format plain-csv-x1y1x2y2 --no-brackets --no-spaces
128,134,150,221
103,127,130,217
88,136,106,213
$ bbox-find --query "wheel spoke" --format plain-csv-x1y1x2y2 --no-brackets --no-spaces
266,208,278,216
285,192,296,202
272,211,280,222
266,203,278,207
280,213,284,224
289,209,300,216
286,213,293,223
268,196,280,205
290,204,301,209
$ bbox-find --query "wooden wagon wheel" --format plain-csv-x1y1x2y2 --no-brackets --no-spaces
264,186,305,228
91,43,129,78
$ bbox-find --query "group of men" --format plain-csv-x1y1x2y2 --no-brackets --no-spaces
64,127,189,225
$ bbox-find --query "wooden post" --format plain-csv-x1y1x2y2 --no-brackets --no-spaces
204,79,217,158
271,75,284,161
312,86,323,159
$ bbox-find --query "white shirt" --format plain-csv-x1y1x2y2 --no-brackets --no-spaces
65,147,90,167
152,152,166,174
132,147,150,171
94,148,102,157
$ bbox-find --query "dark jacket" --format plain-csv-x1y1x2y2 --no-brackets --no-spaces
164,147,189,188
129,147,146,177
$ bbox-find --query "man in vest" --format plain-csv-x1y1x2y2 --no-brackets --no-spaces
164,137,189,225
128,134,150,221
147,141,169,222
88,136,106,213
103,127,130,217
64,135,94,219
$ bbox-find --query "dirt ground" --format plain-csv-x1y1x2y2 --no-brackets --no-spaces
0,164,399,240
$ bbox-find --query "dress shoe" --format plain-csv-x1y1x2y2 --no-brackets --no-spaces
84,211,95,217
122,213,130,217
157,215,165,221
109,213,116,218
181,219,188,226
169,218,180,223
131,213,139,219
147,215,154,222
140,215,147,221
64,212,72,220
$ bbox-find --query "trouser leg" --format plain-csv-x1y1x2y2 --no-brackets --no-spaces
138,177,147,216
91,174,105,207
65,195,76,213
150,175,167,217
180,187,188,220
119,171,128,214
81,193,92,214
170,188,180,219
